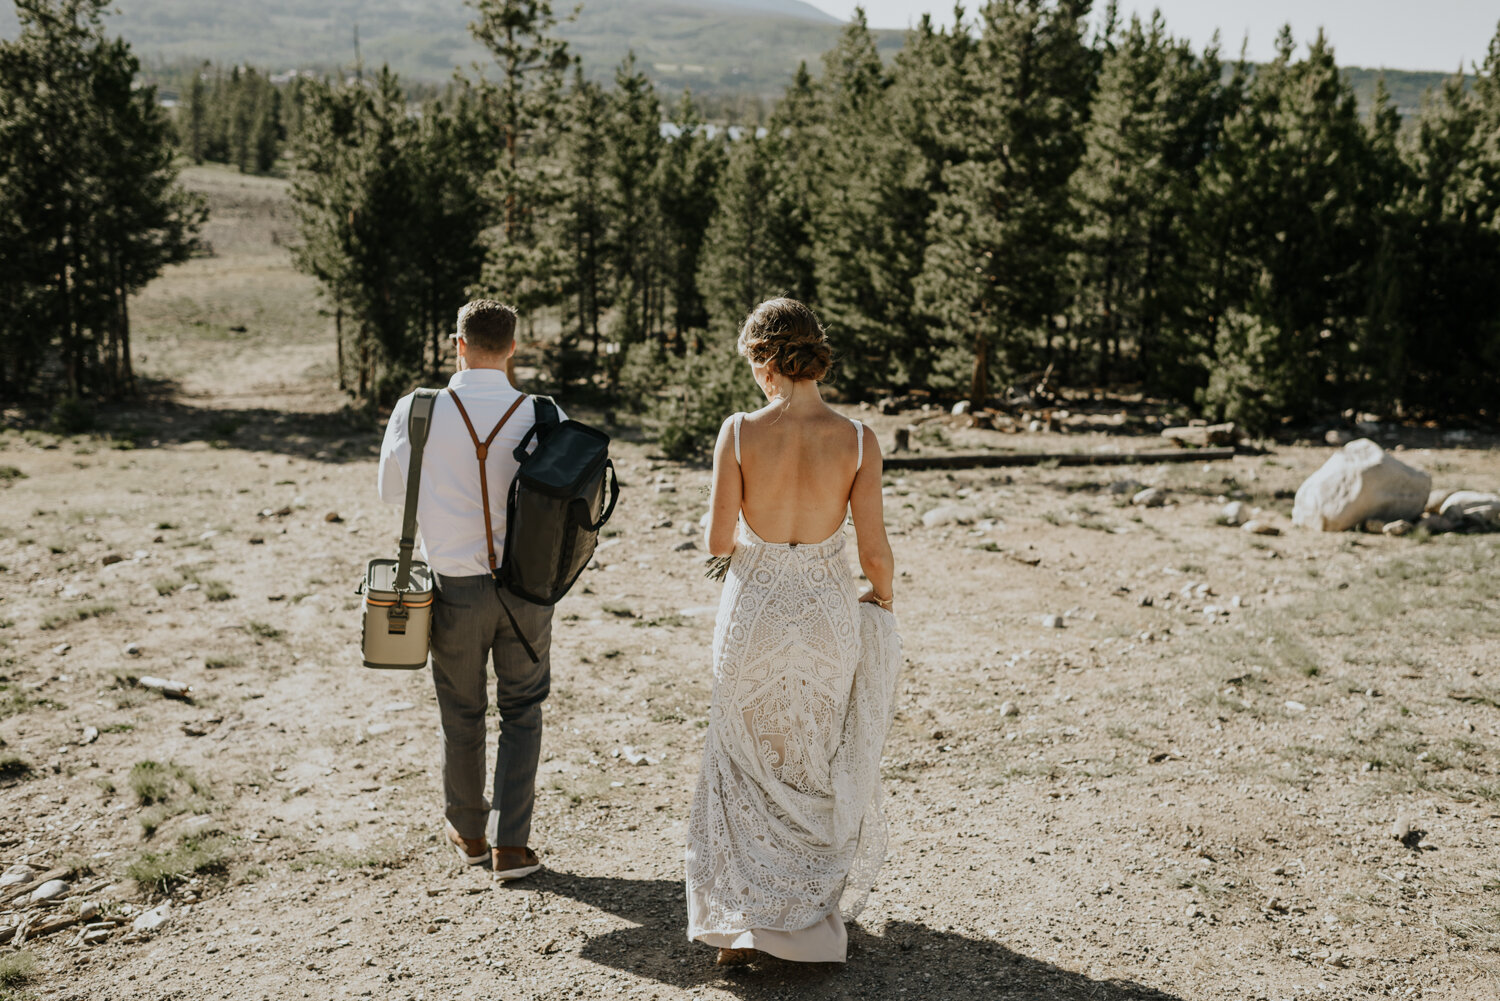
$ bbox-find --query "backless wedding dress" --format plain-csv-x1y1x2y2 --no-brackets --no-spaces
686,414,903,962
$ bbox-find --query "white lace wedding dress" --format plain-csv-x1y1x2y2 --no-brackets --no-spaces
686,416,903,962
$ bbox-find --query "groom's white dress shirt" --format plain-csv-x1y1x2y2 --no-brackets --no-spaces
378,368,565,579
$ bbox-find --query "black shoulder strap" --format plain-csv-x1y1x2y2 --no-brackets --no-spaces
512,394,562,463
395,388,439,591
532,395,560,428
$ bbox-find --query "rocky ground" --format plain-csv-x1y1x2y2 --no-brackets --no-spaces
1,167,1497,1001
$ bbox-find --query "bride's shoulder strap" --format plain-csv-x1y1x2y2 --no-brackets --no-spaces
732,412,744,466
851,418,864,472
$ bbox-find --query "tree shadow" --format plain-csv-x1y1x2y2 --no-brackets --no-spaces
530,872,1181,1000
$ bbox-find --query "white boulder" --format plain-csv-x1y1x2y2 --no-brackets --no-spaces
1292,439,1430,532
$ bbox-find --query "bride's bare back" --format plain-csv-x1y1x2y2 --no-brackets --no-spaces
705,393,894,605
737,404,866,544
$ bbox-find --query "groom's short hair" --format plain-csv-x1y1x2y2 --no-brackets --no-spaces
456,300,517,355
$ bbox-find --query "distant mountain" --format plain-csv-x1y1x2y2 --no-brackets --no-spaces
0,1,1457,109
0,0,884,95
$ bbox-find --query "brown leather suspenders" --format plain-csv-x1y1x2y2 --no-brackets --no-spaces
446,388,528,574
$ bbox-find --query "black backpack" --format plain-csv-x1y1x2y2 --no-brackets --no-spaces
497,397,619,658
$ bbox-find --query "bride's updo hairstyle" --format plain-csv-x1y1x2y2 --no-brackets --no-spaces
736,297,833,383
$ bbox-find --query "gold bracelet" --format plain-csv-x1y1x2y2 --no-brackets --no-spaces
871,593,893,610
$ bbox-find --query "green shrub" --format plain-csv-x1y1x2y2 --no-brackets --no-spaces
49,396,96,434
643,342,760,461
0,465,25,485
0,755,32,782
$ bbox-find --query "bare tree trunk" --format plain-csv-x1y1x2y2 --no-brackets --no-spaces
969,329,989,410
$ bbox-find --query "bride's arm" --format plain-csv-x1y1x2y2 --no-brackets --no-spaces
703,417,742,558
849,424,895,607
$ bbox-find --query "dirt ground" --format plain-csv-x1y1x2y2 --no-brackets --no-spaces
1,166,1498,1001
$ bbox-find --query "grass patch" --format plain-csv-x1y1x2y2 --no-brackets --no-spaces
153,576,184,596
124,832,229,894
39,603,115,630
633,613,689,628
246,621,281,640
0,683,63,720
0,465,25,484
600,602,636,618
0,754,33,782
204,655,242,669
292,839,407,872
129,759,208,805
202,580,234,602
0,951,36,993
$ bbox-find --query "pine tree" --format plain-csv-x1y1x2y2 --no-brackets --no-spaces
656,89,724,348
467,0,571,313
0,0,202,399
1068,13,1226,395
916,0,1095,407
602,52,664,350
1196,28,1390,428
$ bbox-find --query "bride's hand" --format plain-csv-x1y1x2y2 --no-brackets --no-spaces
859,590,894,611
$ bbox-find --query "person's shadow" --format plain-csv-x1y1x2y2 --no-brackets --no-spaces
531,871,1182,999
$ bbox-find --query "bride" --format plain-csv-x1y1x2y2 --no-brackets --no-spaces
685,297,903,966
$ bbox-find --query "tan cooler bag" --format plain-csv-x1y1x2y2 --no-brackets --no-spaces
361,388,438,670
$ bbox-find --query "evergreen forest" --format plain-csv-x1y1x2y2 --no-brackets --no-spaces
5,0,1500,455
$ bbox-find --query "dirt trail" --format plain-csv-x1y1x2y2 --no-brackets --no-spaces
1,168,1498,1001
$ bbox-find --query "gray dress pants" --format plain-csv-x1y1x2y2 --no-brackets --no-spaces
429,573,553,847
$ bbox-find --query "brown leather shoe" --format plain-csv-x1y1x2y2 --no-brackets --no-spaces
445,821,488,867
491,845,542,881
715,947,761,966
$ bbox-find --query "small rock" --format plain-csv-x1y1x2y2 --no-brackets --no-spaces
1220,501,1247,526
324,512,343,523
124,642,141,656
1390,814,1413,842
673,540,698,552
654,483,677,494
0,864,35,888
249,536,265,545
651,519,672,529
1040,615,1064,629
999,701,1019,717
101,553,125,566
1382,520,1413,537
1132,487,1166,508
621,745,652,766
1264,896,1287,913
1108,479,1142,496
382,702,415,713
1425,488,1455,514
1438,490,1500,529
132,902,171,933
951,400,972,416
1028,420,1044,433
81,726,99,745
198,530,219,541
1284,700,1307,713
31,879,70,902
1361,518,1385,534
53,643,71,656
922,505,980,528
1464,719,1475,733
75,900,98,920
1242,520,1280,536
366,722,394,736
81,927,111,945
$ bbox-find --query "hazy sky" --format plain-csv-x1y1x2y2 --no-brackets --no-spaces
806,1,1500,72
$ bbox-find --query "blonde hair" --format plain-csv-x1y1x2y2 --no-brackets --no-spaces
736,297,833,382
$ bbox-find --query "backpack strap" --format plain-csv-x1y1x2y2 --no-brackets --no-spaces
447,388,527,574
512,395,561,463
394,389,439,592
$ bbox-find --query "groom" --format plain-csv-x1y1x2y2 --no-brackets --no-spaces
377,299,561,880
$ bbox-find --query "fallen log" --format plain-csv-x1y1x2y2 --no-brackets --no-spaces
884,447,1237,471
